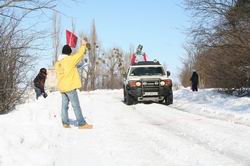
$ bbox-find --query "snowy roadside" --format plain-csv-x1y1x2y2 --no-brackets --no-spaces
1,89,250,166
173,88,250,126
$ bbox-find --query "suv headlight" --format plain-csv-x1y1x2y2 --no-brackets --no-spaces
160,81,165,86
128,81,141,87
136,82,141,87
160,79,172,86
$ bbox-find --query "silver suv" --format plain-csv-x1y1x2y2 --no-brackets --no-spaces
123,61,173,105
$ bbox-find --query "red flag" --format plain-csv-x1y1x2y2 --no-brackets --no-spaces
66,30,78,48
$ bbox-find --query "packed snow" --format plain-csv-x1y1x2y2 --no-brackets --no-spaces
0,88,250,166
174,88,250,126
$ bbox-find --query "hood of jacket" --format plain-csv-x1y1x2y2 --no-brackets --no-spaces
57,54,68,61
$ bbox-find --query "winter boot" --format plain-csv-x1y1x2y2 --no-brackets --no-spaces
63,124,71,128
78,123,93,129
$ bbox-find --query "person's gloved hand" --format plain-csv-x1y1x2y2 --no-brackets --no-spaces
81,37,91,50
86,43,91,50
42,92,48,98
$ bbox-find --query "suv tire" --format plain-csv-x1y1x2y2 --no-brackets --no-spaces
164,94,173,105
125,91,134,105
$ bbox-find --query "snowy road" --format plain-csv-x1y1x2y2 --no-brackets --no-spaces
1,90,250,166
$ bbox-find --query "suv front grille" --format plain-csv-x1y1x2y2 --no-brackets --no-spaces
142,80,160,92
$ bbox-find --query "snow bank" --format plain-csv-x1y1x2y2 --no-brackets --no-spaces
173,88,250,126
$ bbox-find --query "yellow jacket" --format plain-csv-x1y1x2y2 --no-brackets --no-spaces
55,46,87,92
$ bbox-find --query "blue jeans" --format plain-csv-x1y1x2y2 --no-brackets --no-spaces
34,87,42,99
61,90,86,126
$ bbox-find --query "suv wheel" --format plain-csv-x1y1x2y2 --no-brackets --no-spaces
159,99,164,103
164,94,173,105
125,91,134,105
123,88,126,102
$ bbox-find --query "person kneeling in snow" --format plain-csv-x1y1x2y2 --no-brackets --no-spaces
130,44,148,65
33,68,48,99
55,38,93,129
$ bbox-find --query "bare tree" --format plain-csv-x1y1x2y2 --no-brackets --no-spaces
52,11,61,65
179,44,196,87
0,0,69,113
0,0,57,21
182,0,250,93
88,20,99,90
77,32,91,91
76,22,131,90
0,18,38,113
77,21,101,91
103,48,123,89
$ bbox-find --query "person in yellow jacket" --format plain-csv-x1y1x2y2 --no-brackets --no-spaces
55,38,93,129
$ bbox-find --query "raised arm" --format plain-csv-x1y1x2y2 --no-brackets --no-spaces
71,38,89,66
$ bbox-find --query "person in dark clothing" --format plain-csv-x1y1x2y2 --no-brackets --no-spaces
34,68,48,99
190,70,199,91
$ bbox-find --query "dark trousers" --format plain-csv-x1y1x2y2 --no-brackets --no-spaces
192,83,198,91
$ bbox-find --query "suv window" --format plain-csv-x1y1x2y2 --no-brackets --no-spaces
129,67,165,76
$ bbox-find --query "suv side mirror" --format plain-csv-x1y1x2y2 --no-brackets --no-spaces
166,71,170,77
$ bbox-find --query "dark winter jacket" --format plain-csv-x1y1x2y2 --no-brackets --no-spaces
190,71,199,85
34,68,47,93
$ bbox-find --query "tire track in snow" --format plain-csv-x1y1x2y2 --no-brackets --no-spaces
170,104,250,127
85,92,177,166
134,105,250,166
44,90,250,166
94,91,245,163
118,107,241,165
89,92,240,165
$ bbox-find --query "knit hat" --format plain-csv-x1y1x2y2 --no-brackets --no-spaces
62,45,72,55
40,68,47,75
137,44,143,51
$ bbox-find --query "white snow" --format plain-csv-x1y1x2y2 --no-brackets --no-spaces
173,88,250,126
0,88,250,166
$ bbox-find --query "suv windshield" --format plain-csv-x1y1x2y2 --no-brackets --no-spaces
130,67,164,76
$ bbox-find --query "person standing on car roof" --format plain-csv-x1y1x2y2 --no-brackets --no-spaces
130,44,148,65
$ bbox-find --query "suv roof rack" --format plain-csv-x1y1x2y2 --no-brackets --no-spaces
132,61,161,66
